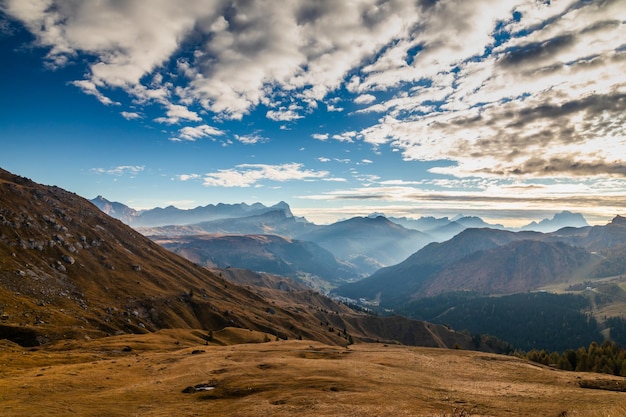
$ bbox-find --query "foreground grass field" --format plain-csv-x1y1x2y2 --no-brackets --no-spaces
1,328,625,417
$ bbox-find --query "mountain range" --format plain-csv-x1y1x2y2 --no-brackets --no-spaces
152,234,361,291
0,167,476,349
296,215,432,273
334,220,626,307
5,167,626,416
91,195,590,235
137,208,313,237
91,196,594,282
520,210,589,233
91,196,297,227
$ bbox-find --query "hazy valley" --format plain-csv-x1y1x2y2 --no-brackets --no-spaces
92,187,626,354
2,168,626,416
3,1,626,415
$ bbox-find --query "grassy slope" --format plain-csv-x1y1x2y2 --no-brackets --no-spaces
1,330,625,417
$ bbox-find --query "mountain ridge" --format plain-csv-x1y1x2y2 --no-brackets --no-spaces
90,196,295,227
520,210,590,233
333,224,625,306
1,167,475,349
152,233,361,291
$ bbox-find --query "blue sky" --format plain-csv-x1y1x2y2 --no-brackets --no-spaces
1,0,625,226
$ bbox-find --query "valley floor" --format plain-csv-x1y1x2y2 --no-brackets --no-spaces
0,328,624,417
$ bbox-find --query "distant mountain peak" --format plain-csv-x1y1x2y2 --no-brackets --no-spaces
521,210,589,233
367,212,386,218
271,201,293,217
90,197,297,227
611,215,626,225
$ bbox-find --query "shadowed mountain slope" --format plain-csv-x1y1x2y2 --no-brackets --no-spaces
0,168,476,349
421,240,594,296
143,214,432,276
296,215,432,271
151,234,361,289
334,227,600,305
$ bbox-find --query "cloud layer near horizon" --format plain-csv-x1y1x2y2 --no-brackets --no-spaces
2,0,625,184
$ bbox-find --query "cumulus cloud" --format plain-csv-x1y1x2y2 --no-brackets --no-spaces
332,131,360,143
154,103,202,125
121,111,142,120
1,0,422,118
202,163,333,187
4,0,625,182
311,133,329,141
355,0,626,179
354,94,376,105
171,124,225,142
326,103,344,112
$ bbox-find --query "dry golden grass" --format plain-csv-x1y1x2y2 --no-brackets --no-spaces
1,329,624,417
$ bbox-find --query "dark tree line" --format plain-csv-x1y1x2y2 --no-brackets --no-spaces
520,340,626,376
399,292,601,352
606,316,626,347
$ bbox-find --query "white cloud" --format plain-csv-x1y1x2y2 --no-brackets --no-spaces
171,124,225,142
177,174,201,181
202,163,332,187
72,80,118,106
91,165,145,176
234,133,268,145
354,94,376,105
121,111,142,120
312,133,329,141
4,0,625,183
326,103,343,112
355,1,626,180
266,108,303,122
154,103,202,125
1,0,422,121
332,131,359,143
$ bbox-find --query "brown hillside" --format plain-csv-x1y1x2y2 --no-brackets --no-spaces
0,168,473,349
213,267,467,347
